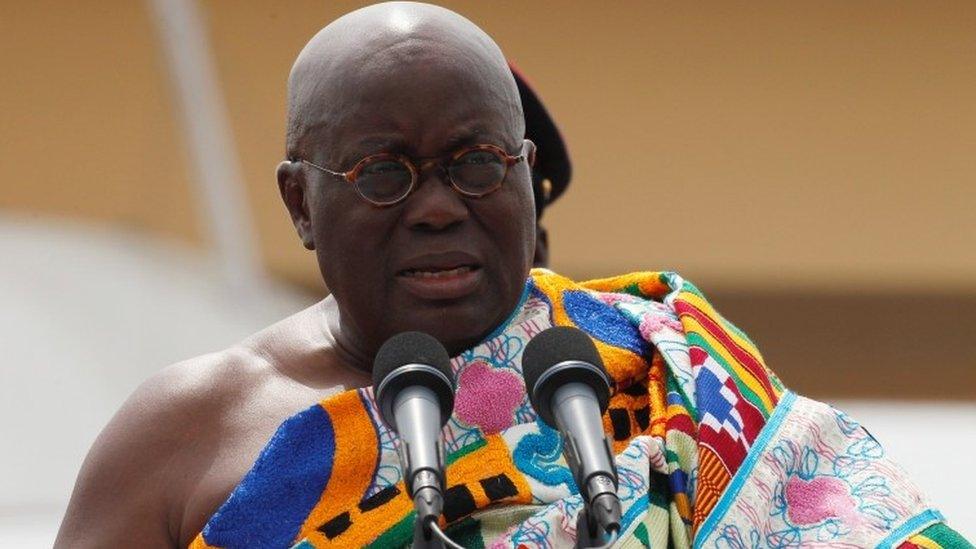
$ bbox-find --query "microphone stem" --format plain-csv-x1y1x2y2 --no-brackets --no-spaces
428,521,465,549
575,503,621,549
412,484,443,523
411,489,446,549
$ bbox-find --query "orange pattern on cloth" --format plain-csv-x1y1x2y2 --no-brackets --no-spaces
295,391,386,547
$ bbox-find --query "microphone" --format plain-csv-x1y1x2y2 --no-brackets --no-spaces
373,332,455,546
522,326,621,546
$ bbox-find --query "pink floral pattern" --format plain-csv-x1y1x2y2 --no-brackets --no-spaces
785,475,858,526
454,360,525,434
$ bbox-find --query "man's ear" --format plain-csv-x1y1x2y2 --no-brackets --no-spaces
524,138,537,167
276,160,315,250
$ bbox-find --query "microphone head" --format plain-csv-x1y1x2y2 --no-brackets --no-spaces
373,331,455,431
522,326,611,427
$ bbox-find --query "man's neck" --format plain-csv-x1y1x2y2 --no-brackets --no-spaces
320,296,375,380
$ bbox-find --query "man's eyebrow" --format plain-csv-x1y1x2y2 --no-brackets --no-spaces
355,127,490,157
440,124,510,151
334,125,509,162
354,135,403,151
337,135,405,162
442,128,483,147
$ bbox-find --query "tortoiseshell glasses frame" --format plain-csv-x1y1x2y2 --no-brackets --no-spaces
297,142,530,207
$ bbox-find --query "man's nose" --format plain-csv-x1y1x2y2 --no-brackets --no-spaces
401,168,469,231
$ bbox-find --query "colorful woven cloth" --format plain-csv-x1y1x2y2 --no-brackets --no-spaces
190,270,971,548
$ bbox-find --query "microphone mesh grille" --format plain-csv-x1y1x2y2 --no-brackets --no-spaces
522,326,604,396
372,331,453,390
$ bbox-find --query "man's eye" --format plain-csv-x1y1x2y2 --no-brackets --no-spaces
456,151,501,165
362,160,408,175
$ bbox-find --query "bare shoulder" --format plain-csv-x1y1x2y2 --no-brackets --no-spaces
54,346,264,547
56,303,353,548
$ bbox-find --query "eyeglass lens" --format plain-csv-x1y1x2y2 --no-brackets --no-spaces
355,149,507,204
357,160,413,204
448,149,507,194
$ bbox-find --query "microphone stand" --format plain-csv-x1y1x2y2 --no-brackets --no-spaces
575,507,603,548
575,496,620,548
563,432,622,549
397,440,447,549
413,514,445,549
411,472,445,549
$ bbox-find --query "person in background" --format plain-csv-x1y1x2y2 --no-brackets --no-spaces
510,63,572,269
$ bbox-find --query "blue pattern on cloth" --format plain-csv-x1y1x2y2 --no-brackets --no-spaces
202,405,336,548
562,290,649,357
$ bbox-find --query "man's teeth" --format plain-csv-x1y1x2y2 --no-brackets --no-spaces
403,265,473,279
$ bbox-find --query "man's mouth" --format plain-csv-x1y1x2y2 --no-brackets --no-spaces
398,264,478,279
395,262,483,300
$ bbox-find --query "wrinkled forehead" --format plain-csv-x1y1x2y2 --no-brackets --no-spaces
321,58,519,157
287,20,523,161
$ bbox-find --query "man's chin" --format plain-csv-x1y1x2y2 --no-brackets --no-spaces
387,299,499,356
382,273,527,355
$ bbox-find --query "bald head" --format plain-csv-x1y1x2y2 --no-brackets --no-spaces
285,1,524,158
277,3,537,356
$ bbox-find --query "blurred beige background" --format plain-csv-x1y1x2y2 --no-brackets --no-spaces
3,0,973,398
1,1,974,544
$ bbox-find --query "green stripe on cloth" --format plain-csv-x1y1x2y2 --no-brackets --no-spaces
685,333,770,415
446,437,487,466
446,516,486,549
915,522,976,548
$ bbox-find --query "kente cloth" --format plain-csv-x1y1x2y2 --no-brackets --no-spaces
190,270,971,549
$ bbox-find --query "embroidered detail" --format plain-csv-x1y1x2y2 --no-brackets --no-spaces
455,360,525,434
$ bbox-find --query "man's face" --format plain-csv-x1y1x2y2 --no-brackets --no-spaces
296,54,536,355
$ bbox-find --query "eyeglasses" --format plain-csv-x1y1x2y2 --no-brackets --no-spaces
297,142,528,207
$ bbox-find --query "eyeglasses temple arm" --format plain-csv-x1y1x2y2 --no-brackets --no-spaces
299,159,351,181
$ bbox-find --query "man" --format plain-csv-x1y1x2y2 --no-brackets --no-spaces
59,4,533,546
57,3,969,548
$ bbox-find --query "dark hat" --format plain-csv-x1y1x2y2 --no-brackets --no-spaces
510,62,572,217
